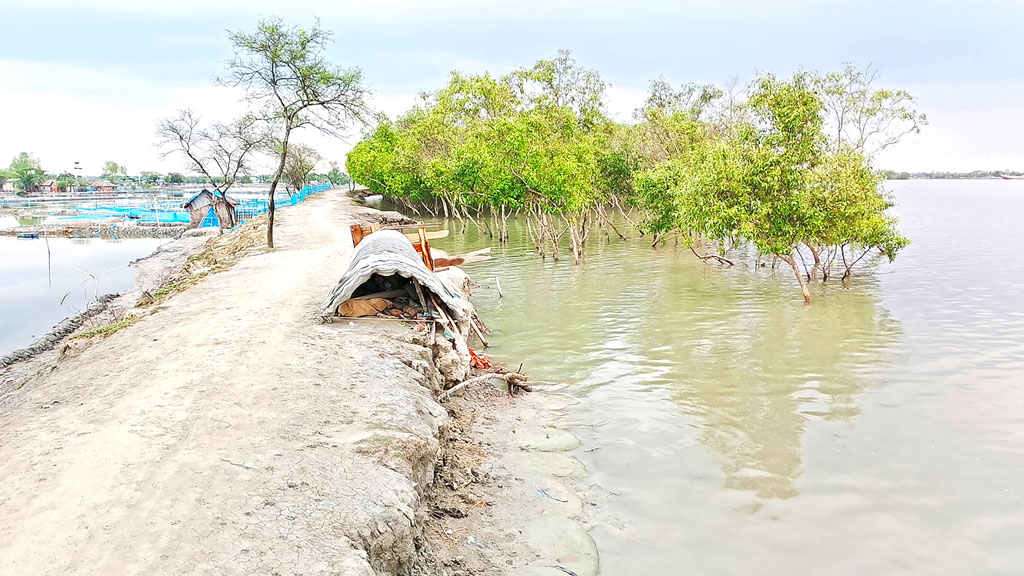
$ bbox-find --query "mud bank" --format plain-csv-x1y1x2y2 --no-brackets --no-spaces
0,223,186,238
0,190,595,575
0,230,211,400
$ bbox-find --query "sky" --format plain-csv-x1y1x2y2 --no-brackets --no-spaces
1,0,1021,176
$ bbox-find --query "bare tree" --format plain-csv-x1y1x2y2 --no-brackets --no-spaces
158,110,264,230
221,17,371,248
816,63,928,157
281,143,322,193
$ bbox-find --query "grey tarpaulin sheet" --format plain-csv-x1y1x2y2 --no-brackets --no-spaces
319,230,471,319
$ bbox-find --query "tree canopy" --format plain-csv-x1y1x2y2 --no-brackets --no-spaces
347,56,921,300
222,16,371,247
157,109,265,198
348,51,622,261
6,152,46,195
101,160,127,183
281,143,322,192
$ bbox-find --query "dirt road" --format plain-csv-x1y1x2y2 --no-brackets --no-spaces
0,191,448,574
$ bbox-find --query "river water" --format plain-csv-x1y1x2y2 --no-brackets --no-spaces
0,237,163,356
433,179,1024,574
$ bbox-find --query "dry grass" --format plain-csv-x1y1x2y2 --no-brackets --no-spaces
71,315,141,340
136,216,268,309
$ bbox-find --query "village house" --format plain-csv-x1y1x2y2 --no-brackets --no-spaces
31,180,60,195
90,180,117,193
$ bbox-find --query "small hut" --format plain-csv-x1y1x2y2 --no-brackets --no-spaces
91,180,117,193
182,189,239,230
320,229,476,383
319,230,471,320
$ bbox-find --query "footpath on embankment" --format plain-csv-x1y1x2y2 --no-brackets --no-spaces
0,189,598,576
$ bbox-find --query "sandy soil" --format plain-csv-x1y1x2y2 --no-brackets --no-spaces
0,192,449,574
0,190,597,576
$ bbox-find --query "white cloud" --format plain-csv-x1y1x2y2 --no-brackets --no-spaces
412,52,509,76
1,2,1022,174
604,83,648,122
876,79,1024,172
0,58,420,176
0,60,241,174
0,0,849,21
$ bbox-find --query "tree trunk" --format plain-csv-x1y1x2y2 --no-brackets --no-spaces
500,204,509,243
542,211,559,261
808,245,822,281
563,214,583,265
266,127,292,249
780,254,812,303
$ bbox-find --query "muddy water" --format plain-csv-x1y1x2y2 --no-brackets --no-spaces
433,179,1024,574
0,237,164,356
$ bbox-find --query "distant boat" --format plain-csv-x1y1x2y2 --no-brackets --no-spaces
16,233,39,239
999,174,1024,180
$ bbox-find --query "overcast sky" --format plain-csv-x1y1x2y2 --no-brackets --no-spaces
1,0,1021,176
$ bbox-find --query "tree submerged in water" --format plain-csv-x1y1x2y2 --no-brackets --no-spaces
347,56,922,302
633,68,916,302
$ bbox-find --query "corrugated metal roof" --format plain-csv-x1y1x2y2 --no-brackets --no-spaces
319,230,471,319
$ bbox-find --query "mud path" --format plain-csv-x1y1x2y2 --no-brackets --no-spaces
0,191,448,575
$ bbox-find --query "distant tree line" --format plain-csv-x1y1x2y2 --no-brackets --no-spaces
882,170,1023,180
0,153,351,195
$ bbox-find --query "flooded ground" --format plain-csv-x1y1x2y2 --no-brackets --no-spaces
0,237,164,356
433,179,1024,574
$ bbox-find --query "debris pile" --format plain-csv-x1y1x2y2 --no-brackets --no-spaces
320,223,507,388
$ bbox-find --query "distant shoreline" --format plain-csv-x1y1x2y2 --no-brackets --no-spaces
882,171,1024,180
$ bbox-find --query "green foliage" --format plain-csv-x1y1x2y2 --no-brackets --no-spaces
101,160,127,183
633,78,723,165
632,70,912,300
347,56,920,295
882,169,1019,180
55,171,78,191
325,161,351,185
72,315,140,339
7,152,46,193
223,16,371,247
281,143,321,191
166,172,185,184
347,50,621,260
816,63,927,156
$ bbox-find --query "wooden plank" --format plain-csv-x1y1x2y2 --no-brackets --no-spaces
411,278,429,312
471,319,489,348
382,223,436,231
430,293,452,329
352,289,407,300
417,227,434,271
404,229,449,242
336,315,434,323
434,254,491,268
350,224,365,247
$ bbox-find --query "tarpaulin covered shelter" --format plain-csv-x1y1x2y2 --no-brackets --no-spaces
183,189,239,229
319,230,471,319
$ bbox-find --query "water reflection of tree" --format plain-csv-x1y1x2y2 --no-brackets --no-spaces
15,215,43,226
442,218,902,500
653,267,901,500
